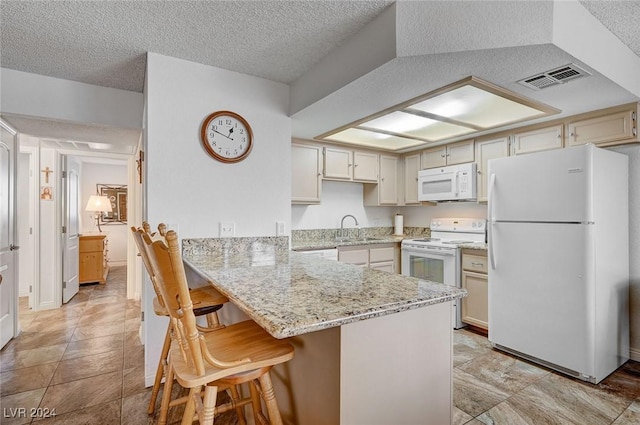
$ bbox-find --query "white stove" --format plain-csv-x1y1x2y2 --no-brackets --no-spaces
401,218,486,329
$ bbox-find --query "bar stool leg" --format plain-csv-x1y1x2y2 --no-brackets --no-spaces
149,323,172,414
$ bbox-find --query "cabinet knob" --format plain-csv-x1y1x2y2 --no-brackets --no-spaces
354,164,358,167
477,170,482,175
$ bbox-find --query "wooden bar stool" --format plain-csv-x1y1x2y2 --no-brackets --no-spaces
131,224,229,420
140,227,295,425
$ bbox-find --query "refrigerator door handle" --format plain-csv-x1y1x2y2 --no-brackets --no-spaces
488,173,496,270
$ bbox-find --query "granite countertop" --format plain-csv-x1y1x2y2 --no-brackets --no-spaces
183,250,466,339
292,235,404,251
458,242,488,251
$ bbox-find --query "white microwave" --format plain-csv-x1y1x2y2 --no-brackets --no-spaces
418,163,477,202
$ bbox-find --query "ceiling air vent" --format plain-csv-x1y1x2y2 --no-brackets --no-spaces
518,64,591,90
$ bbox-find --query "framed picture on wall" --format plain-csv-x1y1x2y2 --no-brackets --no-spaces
97,184,127,224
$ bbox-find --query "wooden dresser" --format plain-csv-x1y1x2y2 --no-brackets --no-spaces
79,234,109,284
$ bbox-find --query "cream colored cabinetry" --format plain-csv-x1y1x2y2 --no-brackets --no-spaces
364,155,398,206
475,136,509,203
567,108,638,147
292,142,322,204
461,249,488,330
323,147,378,182
403,153,421,205
512,125,563,155
421,139,474,169
338,243,397,273
79,234,109,284
353,152,379,181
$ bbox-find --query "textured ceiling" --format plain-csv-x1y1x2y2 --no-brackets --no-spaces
0,0,393,92
1,0,639,153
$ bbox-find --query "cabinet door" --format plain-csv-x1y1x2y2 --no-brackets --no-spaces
353,152,379,182
292,143,322,204
338,248,369,266
369,246,395,263
379,155,398,205
446,140,475,165
421,146,446,169
512,125,563,155
475,137,509,203
461,271,488,330
324,147,353,180
567,110,636,147
404,153,420,204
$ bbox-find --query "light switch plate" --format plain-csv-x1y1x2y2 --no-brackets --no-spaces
219,222,235,237
276,221,285,236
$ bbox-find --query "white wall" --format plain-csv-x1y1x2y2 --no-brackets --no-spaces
292,181,398,230
0,68,143,129
79,161,128,264
145,53,291,238
610,144,640,359
143,52,291,385
291,180,487,231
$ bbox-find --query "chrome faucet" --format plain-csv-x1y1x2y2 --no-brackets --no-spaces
340,214,360,239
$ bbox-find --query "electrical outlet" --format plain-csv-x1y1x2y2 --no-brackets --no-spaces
219,222,235,237
276,221,285,236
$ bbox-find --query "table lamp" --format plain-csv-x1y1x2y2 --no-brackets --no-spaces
85,195,113,232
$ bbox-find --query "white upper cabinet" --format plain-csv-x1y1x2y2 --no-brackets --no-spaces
323,147,353,180
353,152,379,182
292,142,322,204
404,153,421,205
475,136,509,203
567,108,637,147
364,155,399,206
421,139,474,169
512,124,563,155
323,147,378,182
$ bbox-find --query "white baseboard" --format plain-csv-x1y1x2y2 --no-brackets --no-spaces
630,346,640,362
109,260,127,267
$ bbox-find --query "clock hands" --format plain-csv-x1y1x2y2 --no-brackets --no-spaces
213,129,234,140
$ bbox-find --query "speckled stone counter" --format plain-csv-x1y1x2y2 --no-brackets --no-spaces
291,226,430,251
183,250,466,339
459,242,488,251
183,237,462,424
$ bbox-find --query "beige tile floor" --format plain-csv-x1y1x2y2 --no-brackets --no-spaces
1,265,639,424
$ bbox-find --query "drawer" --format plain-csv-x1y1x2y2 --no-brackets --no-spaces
462,254,488,273
369,246,395,263
80,238,104,253
338,249,369,265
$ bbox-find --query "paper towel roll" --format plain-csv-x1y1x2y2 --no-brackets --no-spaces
394,214,404,236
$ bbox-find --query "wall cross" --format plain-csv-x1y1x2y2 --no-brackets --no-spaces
41,166,53,183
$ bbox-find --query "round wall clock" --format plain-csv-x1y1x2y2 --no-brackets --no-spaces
200,110,253,163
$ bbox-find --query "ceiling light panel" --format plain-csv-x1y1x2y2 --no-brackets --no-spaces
324,128,425,150
409,85,546,128
316,77,559,152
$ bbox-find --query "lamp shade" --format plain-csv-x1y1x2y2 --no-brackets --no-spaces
85,195,113,212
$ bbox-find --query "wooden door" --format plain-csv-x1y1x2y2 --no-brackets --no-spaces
353,152,378,182
379,156,398,205
404,153,420,205
291,143,322,204
323,147,352,180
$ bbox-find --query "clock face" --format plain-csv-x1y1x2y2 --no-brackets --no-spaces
201,111,253,163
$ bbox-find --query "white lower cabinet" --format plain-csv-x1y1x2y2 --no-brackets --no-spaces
461,249,488,331
338,243,397,273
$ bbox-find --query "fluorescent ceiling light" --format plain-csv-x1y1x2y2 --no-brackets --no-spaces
316,76,559,152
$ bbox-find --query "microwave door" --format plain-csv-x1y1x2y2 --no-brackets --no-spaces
420,171,455,201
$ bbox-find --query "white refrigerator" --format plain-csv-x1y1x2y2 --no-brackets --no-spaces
487,144,629,384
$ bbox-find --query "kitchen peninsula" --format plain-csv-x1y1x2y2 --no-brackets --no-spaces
183,238,466,425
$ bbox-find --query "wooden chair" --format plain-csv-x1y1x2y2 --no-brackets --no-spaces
140,228,295,425
131,224,228,419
